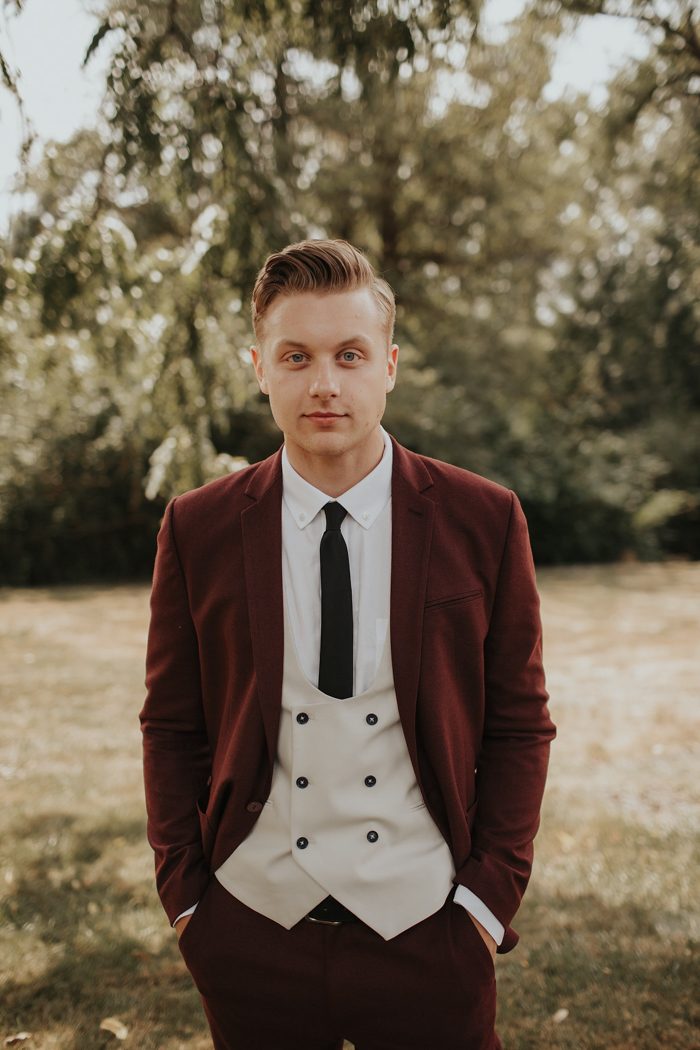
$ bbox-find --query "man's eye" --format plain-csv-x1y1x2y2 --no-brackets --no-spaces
289,353,305,363
341,350,358,361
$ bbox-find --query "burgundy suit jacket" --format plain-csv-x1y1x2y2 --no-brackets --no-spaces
140,433,556,954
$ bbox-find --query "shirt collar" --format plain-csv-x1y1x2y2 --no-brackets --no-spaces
281,425,393,531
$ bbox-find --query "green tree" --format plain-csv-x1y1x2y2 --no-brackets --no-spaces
2,0,698,580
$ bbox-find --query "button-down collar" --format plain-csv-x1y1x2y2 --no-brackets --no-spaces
282,426,392,531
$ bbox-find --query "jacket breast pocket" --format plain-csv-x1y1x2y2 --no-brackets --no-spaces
424,588,483,610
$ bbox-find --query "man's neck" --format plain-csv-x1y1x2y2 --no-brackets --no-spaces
285,429,385,497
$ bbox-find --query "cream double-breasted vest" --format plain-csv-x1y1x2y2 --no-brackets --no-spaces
214,590,456,940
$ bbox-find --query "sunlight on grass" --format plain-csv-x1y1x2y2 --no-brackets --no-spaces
1,564,698,1048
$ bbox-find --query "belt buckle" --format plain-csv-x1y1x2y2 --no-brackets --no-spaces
305,915,344,926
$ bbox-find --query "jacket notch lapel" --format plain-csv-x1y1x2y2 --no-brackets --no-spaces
241,451,284,766
389,438,435,771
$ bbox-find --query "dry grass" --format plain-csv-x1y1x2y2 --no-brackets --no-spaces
1,563,698,1048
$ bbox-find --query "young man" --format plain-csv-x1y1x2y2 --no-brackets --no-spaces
140,239,556,1050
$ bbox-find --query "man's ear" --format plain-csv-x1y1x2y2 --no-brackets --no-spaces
386,343,399,392
250,345,269,395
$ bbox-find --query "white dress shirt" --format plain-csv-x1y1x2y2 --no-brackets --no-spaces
176,424,504,947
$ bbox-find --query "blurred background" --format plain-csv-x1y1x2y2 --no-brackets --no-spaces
1,0,698,584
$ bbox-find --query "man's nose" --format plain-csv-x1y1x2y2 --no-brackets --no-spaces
308,362,340,397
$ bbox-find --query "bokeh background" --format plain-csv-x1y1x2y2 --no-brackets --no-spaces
1,0,698,583
1,1,698,1048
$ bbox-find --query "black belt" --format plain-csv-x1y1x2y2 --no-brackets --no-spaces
304,895,360,925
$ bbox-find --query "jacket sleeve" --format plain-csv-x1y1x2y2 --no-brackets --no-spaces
455,490,556,953
139,497,212,926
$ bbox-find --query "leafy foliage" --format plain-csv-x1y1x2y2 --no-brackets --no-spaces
1,0,698,582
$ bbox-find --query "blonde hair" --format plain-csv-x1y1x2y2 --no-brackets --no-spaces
251,238,396,347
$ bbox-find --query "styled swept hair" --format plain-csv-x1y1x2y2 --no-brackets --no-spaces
251,238,396,347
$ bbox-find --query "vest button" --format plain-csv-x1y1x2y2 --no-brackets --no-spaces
296,836,309,849
366,713,378,725
364,775,377,787
367,830,379,843
296,776,309,789
245,801,263,813
296,712,309,724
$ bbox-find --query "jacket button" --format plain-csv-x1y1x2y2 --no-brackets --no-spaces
366,713,378,725
296,836,309,849
246,801,263,813
364,775,377,787
296,776,309,789
367,830,379,843
296,712,309,724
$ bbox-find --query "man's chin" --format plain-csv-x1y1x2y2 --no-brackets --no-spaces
306,434,349,455
290,431,351,457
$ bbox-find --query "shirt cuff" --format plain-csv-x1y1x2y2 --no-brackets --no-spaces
172,902,198,928
453,885,505,945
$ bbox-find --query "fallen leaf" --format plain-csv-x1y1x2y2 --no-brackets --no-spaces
5,1035,32,1047
99,1017,128,1040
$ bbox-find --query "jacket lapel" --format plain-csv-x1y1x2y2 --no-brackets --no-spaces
241,446,285,765
389,436,435,771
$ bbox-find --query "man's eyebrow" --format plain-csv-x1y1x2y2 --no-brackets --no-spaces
276,335,372,350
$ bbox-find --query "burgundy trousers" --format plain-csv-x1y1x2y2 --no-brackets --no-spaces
177,876,503,1050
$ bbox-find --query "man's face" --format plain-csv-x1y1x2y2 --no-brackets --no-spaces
250,288,399,465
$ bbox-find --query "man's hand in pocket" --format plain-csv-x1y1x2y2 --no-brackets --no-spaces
174,914,193,940
468,913,497,961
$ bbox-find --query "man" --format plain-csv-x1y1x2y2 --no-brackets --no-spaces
140,238,556,1050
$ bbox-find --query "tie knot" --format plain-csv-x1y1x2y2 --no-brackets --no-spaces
323,501,347,531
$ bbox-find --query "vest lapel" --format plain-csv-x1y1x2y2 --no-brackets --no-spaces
389,436,435,773
241,446,285,765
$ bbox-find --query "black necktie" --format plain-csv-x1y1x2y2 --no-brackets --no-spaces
318,501,353,698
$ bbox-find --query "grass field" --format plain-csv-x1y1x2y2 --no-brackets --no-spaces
1,562,698,1049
